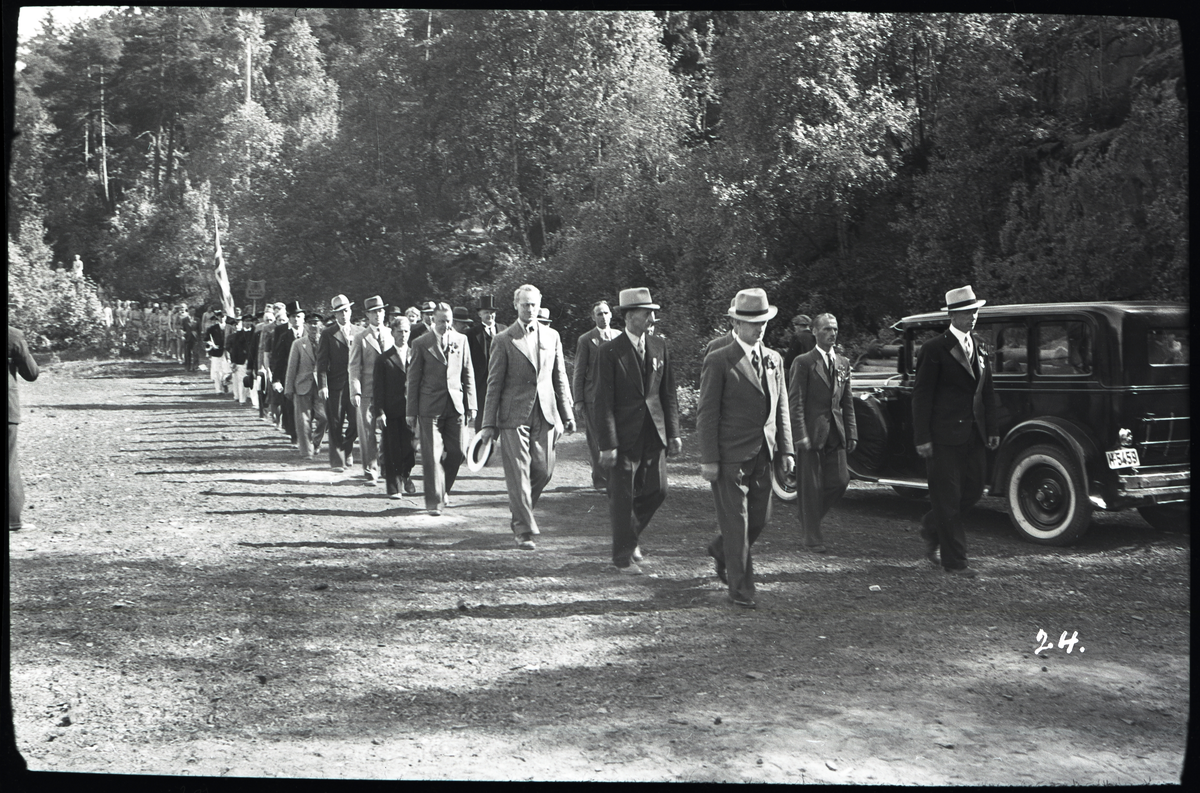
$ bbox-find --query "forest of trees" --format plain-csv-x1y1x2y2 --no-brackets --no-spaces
8,9,1187,376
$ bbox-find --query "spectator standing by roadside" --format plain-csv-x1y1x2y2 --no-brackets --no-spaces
9,326,40,531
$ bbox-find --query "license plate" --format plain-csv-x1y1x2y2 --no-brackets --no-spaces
1106,448,1140,469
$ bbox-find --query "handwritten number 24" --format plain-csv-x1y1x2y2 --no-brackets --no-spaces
1035,629,1080,654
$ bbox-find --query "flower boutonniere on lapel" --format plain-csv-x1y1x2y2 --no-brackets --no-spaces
834,361,850,390
651,358,662,372
764,356,777,373
446,340,460,356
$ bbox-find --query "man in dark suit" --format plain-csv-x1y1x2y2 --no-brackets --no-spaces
594,289,681,574
912,285,1000,578
477,284,576,550
317,294,360,472
9,325,39,531
373,310,417,498
407,302,476,515
698,288,794,609
271,301,306,445
574,300,621,490
783,314,817,372
202,309,227,394
466,296,498,431
789,313,857,552
228,312,256,406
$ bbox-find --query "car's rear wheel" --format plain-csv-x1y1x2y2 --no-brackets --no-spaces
1007,444,1092,545
1137,503,1190,533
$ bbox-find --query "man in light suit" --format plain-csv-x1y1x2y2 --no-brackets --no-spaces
594,289,681,574
317,294,360,472
913,285,1000,578
698,288,794,609
789,313,857,553
574,300,620,491
285,313,329,459
350,295,392,483
374,310,417,498
407,303,477,515
477,284,576,550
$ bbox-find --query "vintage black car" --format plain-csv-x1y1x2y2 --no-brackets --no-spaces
776,301,1189,546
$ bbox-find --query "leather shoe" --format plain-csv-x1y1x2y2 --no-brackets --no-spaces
807,544,827,553
631,546,644,563
516,534,536,550
389,492,405,500
924,544,940,567
403,477,416,495
428,508,442,516
946,566,977,578
707,547,727,585
728,594,757,609
616,562,644,576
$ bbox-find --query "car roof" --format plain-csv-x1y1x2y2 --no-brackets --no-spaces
894,301,1188,329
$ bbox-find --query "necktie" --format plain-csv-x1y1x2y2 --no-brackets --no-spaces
635,337,645,363
824,350,833,380
752,349,761,378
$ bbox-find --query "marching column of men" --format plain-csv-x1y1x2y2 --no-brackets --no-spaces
188,280,992,607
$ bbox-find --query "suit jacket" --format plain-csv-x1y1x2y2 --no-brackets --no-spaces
406,328,476,419
573,327,620,406
705,331,737,357
372,344,410,418
783,329,817,372
912,330,999,446
697,340,792,465
228,328,254,367
466,323,498,402
789,347,857,451
349,325,393,403
317,323,360,392
8,326,39,424
271,325,303,386
594,332,680,455
203,323,226,358
284,334,320,397
482,320,574,431
258,322,282,375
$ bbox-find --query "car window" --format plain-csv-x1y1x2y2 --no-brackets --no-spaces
979,322,1028,374
1149,328,1188,365
909,327,945,374
1036,321,1092,375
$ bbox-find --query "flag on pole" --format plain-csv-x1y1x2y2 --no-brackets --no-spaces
213,214,235,317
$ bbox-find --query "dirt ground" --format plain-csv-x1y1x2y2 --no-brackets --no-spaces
8,359,1190,784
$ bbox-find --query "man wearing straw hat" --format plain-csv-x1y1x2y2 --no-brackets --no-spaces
594,288,681,574
318,294,361,472
912,285,999,578
350,296,393,483
698,288,794,609
477,284,576,550
574,299,620,491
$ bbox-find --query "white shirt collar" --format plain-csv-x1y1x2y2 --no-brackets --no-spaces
735,336,761,361
949,325,972,350
815,345,833,367
625,328,645,350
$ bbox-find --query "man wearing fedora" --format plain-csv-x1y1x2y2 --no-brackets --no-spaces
574,299,621,491
594,289,681,574
912,285,1000,578
418,301,437,337
789,313,857,553
407,302,477,515
477,284,576,550
466,296,498,432
698,288,794,609
318,294,361,472
452,306,474,335
350,296,393,483
271,301,306,445
373,310,417,497
285,312,329,459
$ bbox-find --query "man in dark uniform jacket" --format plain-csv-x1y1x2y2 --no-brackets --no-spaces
573,299,620,490
466,296,499,432
783,313,817,372
9,326,39,531
228,312,256,405
373,310,417,497
272,301,306,444
594,289,681,574
912,285,1000,578
202,310,228,394
317,294,360,471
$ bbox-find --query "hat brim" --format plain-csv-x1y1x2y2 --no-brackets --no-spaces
942,299,986,312
620,303,660,311
728,306,779,322
331,302,353,312
466,433,494,472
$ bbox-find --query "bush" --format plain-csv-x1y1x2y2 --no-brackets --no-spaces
8,232,108,351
